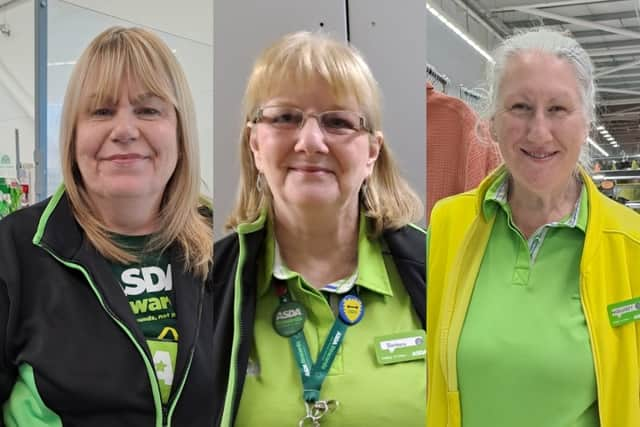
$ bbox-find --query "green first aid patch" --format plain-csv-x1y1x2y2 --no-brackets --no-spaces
374,330,425,365
608,296,640,327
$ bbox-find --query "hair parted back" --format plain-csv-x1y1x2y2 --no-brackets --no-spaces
484,27,596,169
226,31,423,235
60,26,212,280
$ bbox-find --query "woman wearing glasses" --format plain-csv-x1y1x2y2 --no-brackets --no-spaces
213,31,425,426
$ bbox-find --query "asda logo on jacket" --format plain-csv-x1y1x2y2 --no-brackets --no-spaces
121,265,173,296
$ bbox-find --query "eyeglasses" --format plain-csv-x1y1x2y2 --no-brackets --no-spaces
252,106,372,136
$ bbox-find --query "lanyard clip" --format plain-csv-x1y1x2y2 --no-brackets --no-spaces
298,400,339,426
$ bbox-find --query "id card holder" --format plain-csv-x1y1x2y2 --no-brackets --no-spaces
374,329,425,365
608,296,640,327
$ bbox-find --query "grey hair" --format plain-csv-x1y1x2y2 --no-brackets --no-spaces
483,27,595,171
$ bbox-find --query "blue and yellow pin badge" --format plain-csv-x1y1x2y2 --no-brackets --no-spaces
338,294,364,325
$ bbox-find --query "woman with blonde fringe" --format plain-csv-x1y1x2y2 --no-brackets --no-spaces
0,27,214,426
213,31,426,427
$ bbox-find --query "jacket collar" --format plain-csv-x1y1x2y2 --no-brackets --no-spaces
33,185,84,260
473,164,604,272
33,185,206,391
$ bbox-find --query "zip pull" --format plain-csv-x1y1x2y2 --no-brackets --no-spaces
162,405,169,427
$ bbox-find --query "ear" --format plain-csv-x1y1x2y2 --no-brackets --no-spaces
366,131,383,173
247,122,263,172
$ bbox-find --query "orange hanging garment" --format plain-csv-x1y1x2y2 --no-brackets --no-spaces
426,83,502,224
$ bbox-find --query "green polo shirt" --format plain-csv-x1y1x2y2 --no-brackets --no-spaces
457,170,599,426
235,215,425,427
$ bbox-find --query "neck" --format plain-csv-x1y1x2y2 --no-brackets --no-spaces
90,194,162,235
273,203,359,289
508,173,581,239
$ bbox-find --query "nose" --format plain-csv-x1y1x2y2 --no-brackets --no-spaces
110,109,140,144
294,114,329,154
527,108,553,143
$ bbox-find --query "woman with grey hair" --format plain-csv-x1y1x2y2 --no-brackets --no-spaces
427,28,640,427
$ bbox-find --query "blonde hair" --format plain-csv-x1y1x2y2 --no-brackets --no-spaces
226,31,423,235
60,26,212,280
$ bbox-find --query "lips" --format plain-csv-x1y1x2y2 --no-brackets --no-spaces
104,153,147,161
290,165,333,174
521,148,558,160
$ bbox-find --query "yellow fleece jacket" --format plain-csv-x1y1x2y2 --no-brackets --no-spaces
427,166,640,427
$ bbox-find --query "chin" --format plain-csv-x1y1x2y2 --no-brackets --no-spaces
99,182,157,199
283,193,340,210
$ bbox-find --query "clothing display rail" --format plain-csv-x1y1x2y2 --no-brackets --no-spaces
426,63,449,91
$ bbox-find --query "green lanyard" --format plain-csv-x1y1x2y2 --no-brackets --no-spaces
272,279,364,403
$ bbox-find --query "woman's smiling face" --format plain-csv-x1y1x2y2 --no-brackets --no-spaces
492,50,589,196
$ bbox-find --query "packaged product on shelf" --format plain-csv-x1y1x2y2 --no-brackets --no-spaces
0,177,25,219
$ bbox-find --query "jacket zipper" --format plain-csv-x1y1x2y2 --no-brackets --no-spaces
163,283,206,426
220,233,248,427
40,245,165,427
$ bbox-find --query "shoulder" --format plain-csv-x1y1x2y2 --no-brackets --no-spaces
595,192,640,243
214,231,240,263
430,188,480,225
383,224,426,265
0,198,50,243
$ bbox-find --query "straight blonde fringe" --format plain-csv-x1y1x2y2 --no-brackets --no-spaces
60,27,212,280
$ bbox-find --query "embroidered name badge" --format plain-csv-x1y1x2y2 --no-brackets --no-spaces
608,296,640,327
374,330,426,365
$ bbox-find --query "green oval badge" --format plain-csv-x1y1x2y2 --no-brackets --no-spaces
273,301,306,337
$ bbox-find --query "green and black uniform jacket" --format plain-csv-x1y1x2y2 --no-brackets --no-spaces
212,223,426,426
0,189,214,427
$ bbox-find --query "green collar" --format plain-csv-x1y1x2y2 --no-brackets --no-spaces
257,212,393,298
481,169,588,232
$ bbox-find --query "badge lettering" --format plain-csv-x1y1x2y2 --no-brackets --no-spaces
129,295,173,314
611,303,640,318
121,264,173,296
276,308,302,320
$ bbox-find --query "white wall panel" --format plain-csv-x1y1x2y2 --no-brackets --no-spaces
349,0,426,223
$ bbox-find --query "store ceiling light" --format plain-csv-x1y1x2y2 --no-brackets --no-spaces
596,125,605,130
425,2,495,64
588,137,609,156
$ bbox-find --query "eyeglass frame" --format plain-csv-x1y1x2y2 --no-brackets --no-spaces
249,105,373,135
